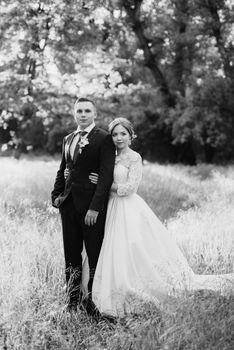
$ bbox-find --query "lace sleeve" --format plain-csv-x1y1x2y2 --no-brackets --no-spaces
117,153,142,196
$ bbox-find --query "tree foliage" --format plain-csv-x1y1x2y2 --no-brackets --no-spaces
0,0,234,163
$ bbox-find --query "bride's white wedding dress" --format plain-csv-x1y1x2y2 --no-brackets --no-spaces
87,150,233,316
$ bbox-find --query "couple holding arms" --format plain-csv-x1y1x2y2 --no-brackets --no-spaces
52,97,233,319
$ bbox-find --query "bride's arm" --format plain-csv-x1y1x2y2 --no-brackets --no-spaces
116,153,142,196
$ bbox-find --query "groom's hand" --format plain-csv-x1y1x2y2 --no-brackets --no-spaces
85,209,99,226
53,197,60,208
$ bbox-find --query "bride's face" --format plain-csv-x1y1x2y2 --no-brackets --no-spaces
112,124,131,151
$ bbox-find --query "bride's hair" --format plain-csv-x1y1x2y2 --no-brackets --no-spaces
108,118,136,140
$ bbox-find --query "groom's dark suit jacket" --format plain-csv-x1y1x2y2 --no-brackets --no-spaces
51,126,115,213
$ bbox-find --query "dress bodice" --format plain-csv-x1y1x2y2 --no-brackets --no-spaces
113,150,142,196
114,163,129,184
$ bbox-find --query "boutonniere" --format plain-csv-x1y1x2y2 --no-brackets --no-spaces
78,136,89,154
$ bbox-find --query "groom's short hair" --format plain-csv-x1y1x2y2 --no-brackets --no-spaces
74,97,97,114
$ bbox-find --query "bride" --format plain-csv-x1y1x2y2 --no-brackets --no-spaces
84,118,233,317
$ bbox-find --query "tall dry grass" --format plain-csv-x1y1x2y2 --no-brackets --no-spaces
0,157,234,349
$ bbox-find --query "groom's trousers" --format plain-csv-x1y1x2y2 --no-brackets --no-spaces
59,194,106,304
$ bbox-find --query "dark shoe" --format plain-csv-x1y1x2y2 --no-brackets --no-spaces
100,314,117,325
65,285,83,310
82,298,101,320
65,291,84,313
66,300,78,312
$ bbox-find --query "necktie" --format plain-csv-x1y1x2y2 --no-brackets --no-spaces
80,131,88,137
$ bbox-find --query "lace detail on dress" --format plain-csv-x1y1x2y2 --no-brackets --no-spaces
116,151,142,196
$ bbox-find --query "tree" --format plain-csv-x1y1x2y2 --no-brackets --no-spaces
1,0,234,162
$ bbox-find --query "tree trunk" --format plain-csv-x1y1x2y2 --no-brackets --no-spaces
122,0,175,107
172,0,193,96
202,0,234,80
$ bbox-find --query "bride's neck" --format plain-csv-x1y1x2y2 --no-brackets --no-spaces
116,147,130,156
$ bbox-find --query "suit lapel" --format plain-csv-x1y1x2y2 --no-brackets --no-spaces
87,126,98,143
64,132,76,162
73,126,99,164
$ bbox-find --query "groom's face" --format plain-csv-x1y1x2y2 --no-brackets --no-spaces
74,101,96,129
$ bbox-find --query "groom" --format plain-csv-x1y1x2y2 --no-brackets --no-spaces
51,97,115,315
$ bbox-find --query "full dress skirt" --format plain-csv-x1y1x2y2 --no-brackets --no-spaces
84,154,233,316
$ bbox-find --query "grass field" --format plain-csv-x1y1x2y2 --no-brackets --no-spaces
0,156,234,349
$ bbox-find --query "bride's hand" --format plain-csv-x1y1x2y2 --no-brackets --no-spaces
110,182,118,192
89,172,99,184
